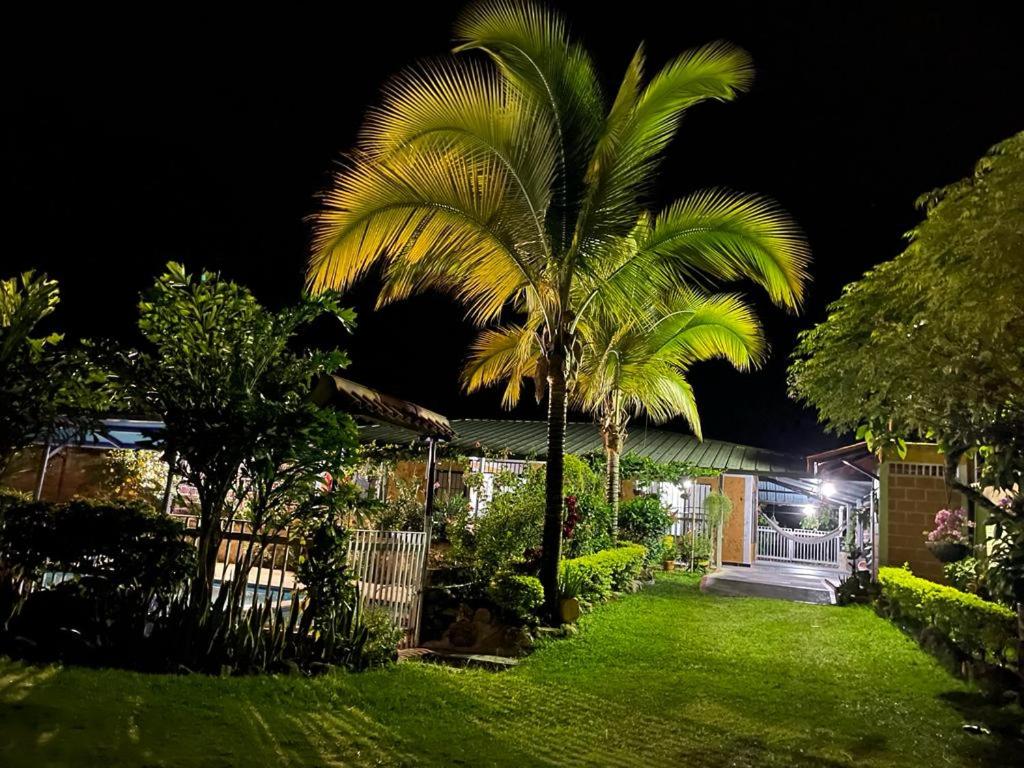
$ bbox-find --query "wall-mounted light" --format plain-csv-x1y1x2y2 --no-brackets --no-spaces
821,481,837,499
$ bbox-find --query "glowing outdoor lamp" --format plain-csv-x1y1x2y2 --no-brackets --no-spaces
821,481,837,499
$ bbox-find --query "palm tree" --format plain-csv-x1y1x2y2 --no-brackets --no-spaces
308,1,809,620
464,230,765,537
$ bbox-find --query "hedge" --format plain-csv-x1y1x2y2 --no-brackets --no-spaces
877,566,1018,668
559,544,647,603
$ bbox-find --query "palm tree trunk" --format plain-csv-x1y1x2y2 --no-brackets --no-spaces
602,421,623,542
541,353,567,625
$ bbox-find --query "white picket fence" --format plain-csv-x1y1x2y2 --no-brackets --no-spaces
757,525,840,567
347,529,429,648
172,515,429,648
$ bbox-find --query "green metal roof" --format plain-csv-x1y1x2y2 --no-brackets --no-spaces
358,418,805,477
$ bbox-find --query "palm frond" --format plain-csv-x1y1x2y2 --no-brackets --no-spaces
360,58,557,252
626,369,702,438
575,42,754,256
647,290,765,369
600,190,810,312
454,0,605,252
309,145,545,325
462,324,541,407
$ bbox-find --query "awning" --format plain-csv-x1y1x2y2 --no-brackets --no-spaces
312,375,454,441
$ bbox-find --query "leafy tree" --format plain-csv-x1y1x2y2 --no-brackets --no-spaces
308,1,808,618
125,263,358,614
0,272,107,481
789,131,1024,649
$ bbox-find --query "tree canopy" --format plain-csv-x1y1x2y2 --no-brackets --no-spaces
789,131,1023,476
0,272,107,479
789,132,1024,606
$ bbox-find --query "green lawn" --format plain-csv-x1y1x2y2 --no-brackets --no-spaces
0,573,1018,767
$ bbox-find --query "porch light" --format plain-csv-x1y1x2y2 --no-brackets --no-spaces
821,481,837,499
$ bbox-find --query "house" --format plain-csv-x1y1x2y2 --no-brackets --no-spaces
356,418,877,591
808,441,976,583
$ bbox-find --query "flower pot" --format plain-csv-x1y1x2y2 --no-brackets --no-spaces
663,559,676,572
560,597,581,624
926,541,970,563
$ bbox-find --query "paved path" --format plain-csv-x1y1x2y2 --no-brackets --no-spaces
700,562,841,604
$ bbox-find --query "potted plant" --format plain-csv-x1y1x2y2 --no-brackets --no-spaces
924,508,973,563
557,567,587,624
661,535,677,571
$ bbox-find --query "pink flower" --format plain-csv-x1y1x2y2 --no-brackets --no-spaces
924,508,969,544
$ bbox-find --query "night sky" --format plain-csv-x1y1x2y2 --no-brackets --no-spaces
4,2,1022,455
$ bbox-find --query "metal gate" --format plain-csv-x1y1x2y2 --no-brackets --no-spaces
756,522,841,568
347,529,429,647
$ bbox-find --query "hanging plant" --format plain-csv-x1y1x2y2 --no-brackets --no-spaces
703,491,734,528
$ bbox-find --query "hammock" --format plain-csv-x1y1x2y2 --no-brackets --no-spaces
761,514,844,544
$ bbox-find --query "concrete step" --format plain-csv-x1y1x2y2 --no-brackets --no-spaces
700,566,838,605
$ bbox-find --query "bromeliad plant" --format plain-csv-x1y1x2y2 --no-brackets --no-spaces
308,1,809,619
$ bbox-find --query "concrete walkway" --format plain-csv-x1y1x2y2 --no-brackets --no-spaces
700,562,841,604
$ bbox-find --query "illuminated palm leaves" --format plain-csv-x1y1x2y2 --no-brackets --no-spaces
310,0,807,334
574,290,764,439
310,0,809,436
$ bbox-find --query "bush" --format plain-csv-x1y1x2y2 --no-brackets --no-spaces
0,496,195,663
942,555,993,600
470,455,613,576
618,496,671,566
473,468,545,576
563,490,614,559
676,531,713,571
558,544,647,604
657,535,676,564
877,566,1017,669
358,606,403,668
488,572,544,624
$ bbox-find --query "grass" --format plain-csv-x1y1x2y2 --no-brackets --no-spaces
0,573,1019,767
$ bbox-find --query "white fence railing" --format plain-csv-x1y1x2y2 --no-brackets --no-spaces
347,529,429,648
171,515,428,648
757,525,840,567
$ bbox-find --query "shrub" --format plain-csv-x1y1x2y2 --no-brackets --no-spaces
470,455,613,575
473,468,545,576
488,572,544,624
618,496,671,566
877,566,1017,669
676,531,713,571
357,606,403,668
558,544,647,604
563,490,614,559
657,535,676,564
0,496,195,663
943,555,992,600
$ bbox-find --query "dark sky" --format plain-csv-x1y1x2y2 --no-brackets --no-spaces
4,2,1022,455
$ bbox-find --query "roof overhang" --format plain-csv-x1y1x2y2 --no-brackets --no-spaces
312,375,454,441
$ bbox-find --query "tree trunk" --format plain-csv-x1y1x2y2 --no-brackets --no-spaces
541,354,567,625
190,521,221,611
602,421,623,542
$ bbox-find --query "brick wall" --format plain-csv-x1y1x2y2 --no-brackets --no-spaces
883,456,961,583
